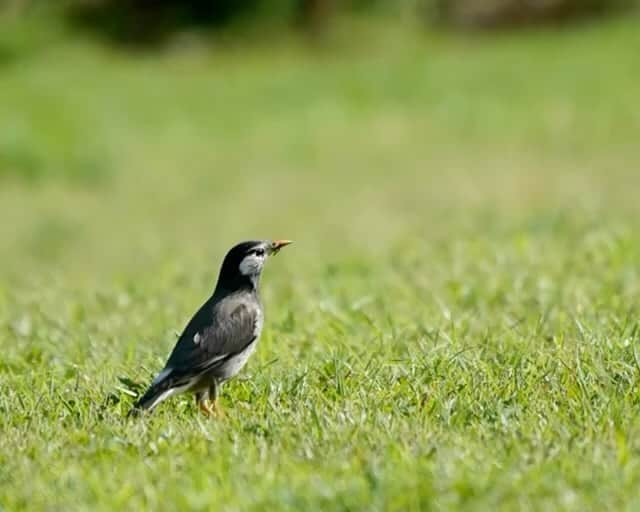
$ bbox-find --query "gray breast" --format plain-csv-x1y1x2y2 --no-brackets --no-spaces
216,308,264,382
253,308,264,339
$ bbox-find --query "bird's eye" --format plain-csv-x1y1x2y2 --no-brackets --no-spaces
254,248,265,257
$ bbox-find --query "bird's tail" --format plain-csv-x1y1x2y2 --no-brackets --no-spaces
128,383,169,417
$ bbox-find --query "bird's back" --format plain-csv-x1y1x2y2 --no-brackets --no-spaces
163,291,261,380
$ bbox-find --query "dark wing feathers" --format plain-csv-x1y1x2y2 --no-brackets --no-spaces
162,297,257,383
130,295,259,413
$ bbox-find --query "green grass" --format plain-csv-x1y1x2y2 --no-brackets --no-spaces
2,13,640,511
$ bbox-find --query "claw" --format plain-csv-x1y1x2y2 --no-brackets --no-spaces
199,399,214,417
211,399,225,418
199,399,224,418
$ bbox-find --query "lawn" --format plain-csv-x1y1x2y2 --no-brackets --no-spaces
1,13,640,511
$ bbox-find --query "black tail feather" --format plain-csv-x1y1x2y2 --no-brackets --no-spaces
127,384,165,417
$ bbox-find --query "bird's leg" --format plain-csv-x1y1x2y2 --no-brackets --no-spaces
196,390,214,416
209,381,225,418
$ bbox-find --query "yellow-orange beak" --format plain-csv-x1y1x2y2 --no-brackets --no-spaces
270,239,293,254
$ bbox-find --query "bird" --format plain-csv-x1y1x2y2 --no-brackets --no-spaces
129,239,292,417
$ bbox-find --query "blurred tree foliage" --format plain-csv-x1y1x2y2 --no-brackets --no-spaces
0,0,637,45
52,0,345,44
425,0,636,28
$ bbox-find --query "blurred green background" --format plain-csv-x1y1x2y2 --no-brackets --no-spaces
2,0,639,277
2,1,640,510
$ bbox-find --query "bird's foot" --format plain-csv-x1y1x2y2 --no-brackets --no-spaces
199,399,215,417
199,399,224,418
211,399,225,418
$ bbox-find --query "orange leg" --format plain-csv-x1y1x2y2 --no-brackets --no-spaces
198,399,215,416
210,398,225,418
197,397,224,418
196,382,224,418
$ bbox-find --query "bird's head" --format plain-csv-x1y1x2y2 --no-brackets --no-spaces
216,239,292,292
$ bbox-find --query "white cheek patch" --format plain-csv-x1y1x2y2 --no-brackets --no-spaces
239,254,265,276
193,332,201,345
